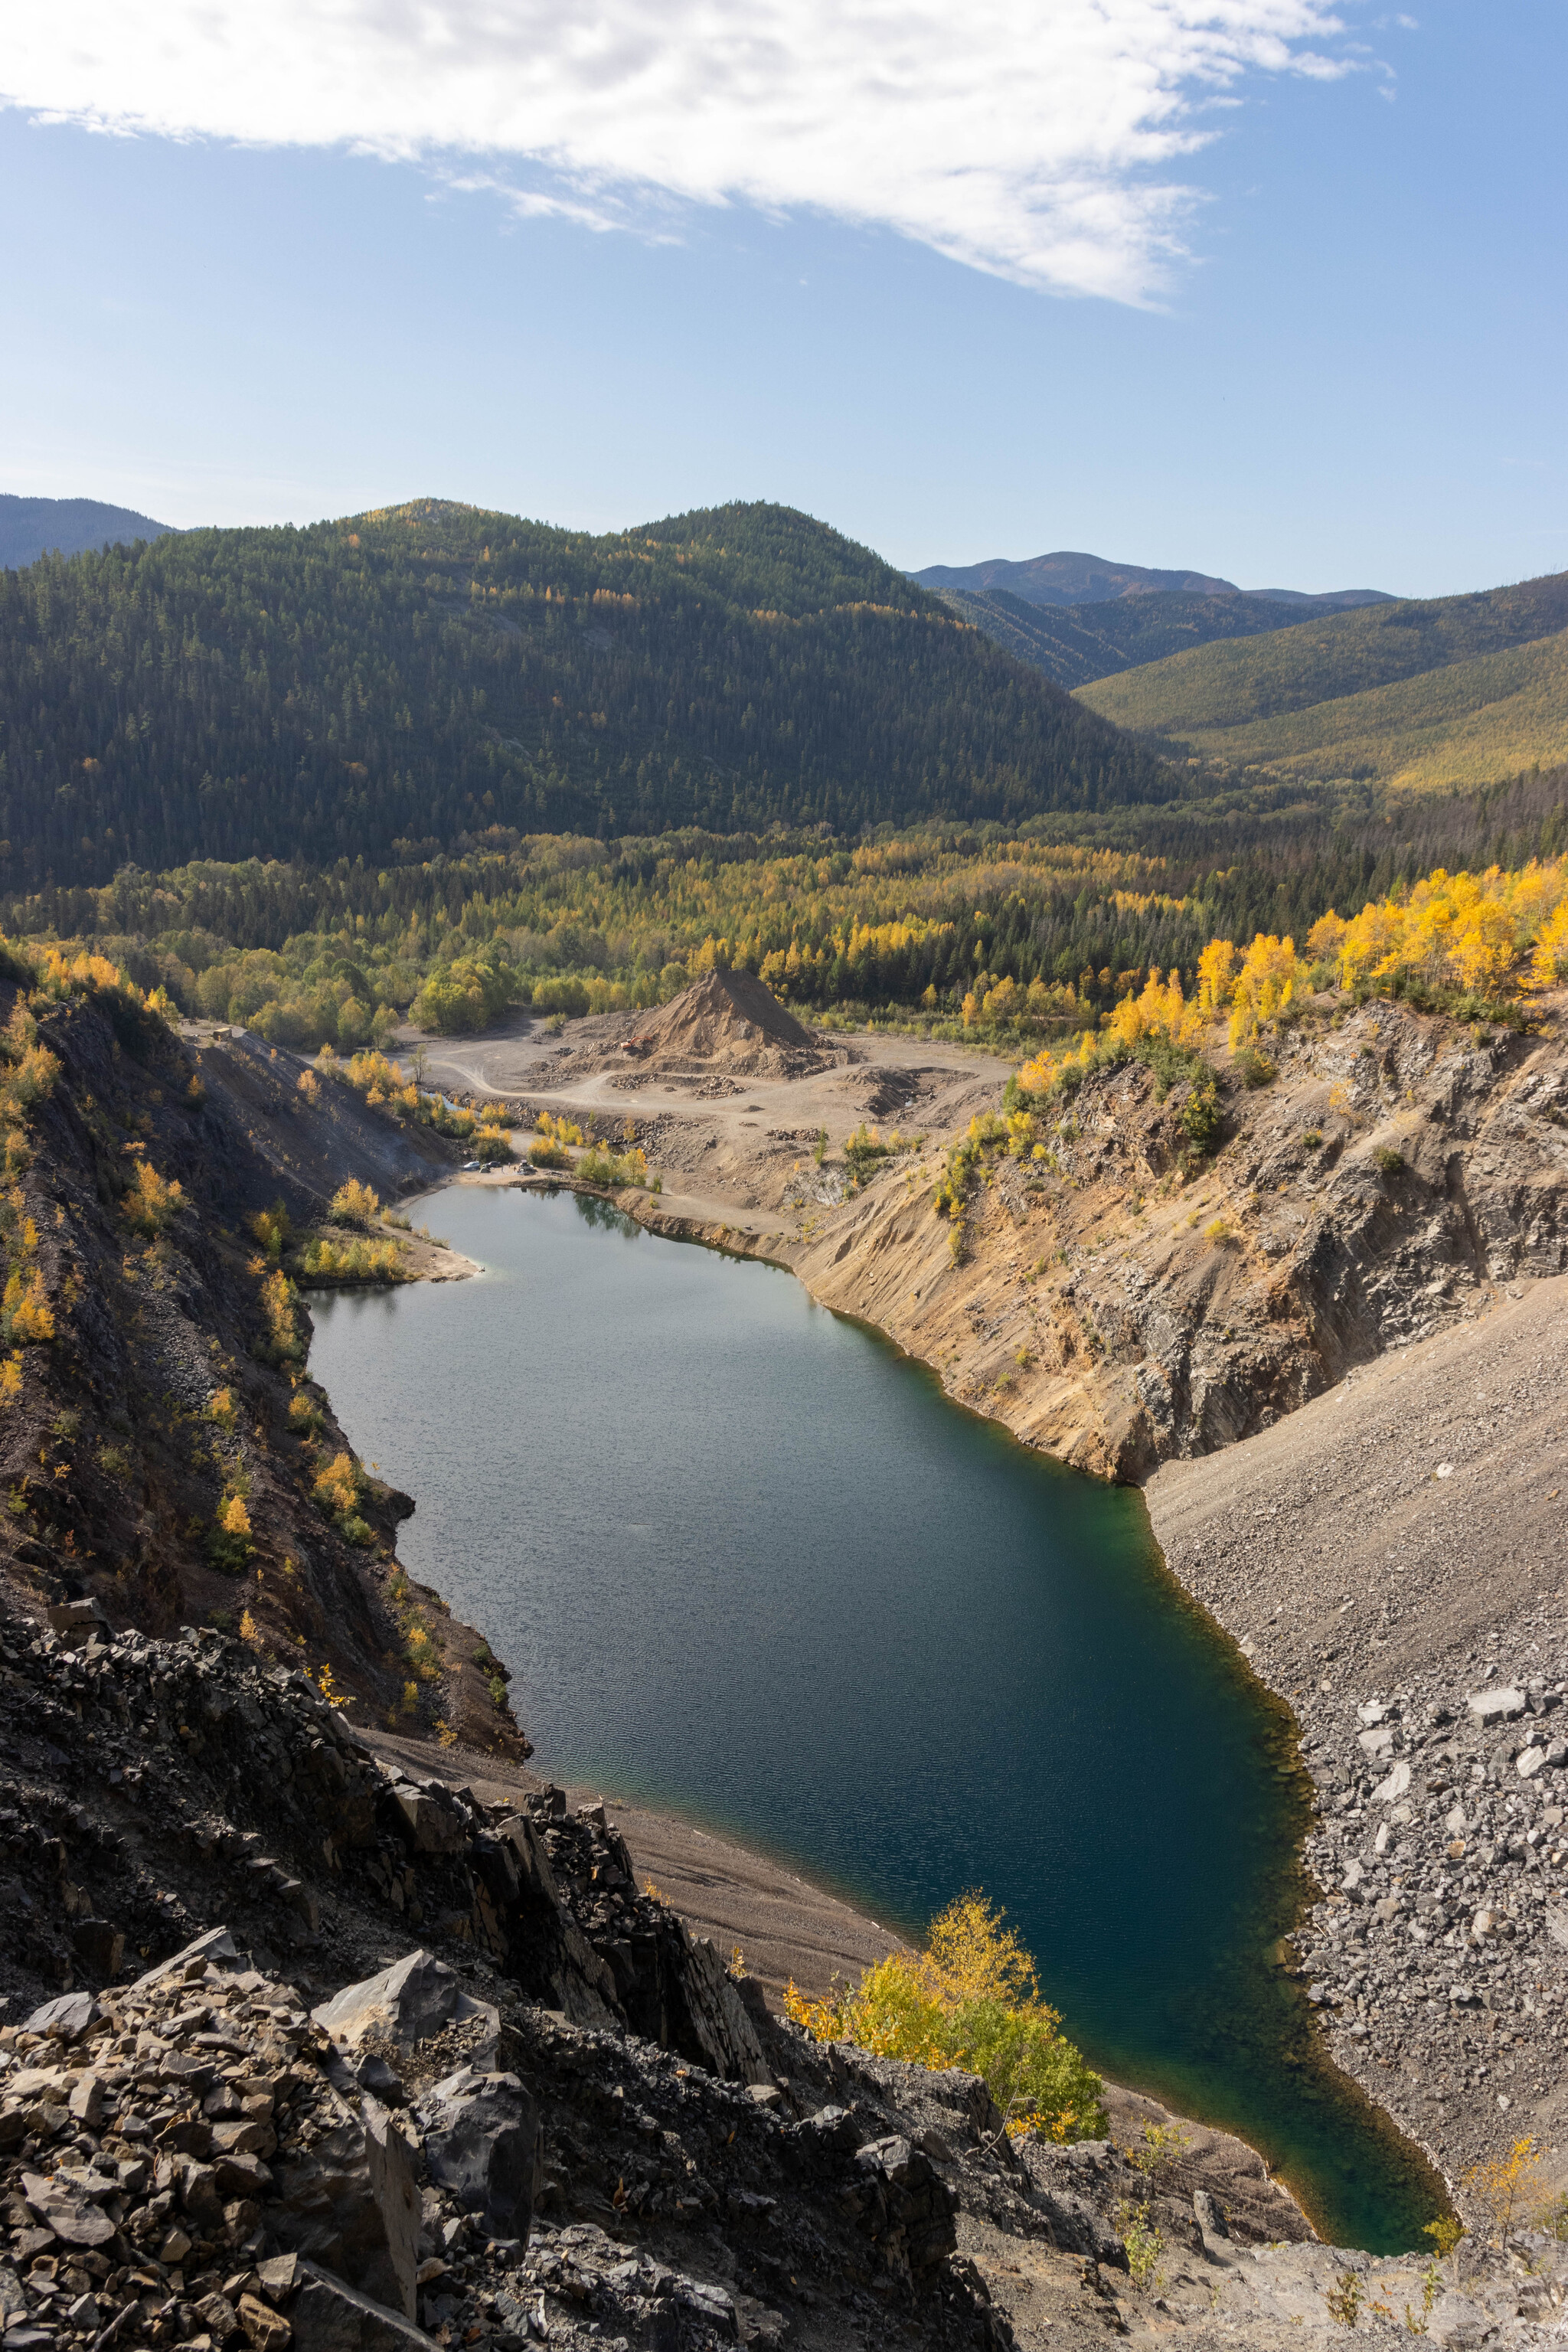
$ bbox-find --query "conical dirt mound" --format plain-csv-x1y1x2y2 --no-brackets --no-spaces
621,968,822,1075
643,968,812,1056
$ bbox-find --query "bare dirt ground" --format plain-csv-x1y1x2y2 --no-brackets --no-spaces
405,998,1010,1244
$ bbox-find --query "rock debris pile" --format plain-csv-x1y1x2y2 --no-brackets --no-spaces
0,1606,774,2088
1149,1275,1568,2210
0,1923,991,2352
1295,1665,1568,2183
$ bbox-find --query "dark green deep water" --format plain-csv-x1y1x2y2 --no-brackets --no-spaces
309,1185,1445,2252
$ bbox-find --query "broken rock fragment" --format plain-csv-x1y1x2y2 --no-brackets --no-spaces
413,2064,542,2239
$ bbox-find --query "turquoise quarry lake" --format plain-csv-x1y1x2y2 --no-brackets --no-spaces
309,1184,1442,2252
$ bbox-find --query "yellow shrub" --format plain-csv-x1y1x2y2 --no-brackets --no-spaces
1465,2136,1544,2244
577,1142,650,1189
1015,1031,1097,1098
313,1451,359,1518
6,1044,60,1117
0,1353,21,1403
785,1890,1106,2144
208,1387,237,1433
122,1159,184,1236
317,1661,352,1710
345,1050,402,1100
249,1200,291,1257
329,1178,381,1227
260,1267,300,1357
217,1494,251,1537
406,1622,442,1680
4,1269,54,1342
37,948,125,999
298,1235,407,1282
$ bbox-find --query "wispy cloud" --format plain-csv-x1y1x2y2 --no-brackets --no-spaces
3,0,1357,302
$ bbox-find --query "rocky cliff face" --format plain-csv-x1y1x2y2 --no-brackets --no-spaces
787,996,1568,1481
0,983,508,1746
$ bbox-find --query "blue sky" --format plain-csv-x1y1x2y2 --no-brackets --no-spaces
2,0,1563,596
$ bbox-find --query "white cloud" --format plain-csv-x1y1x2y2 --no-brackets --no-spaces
2,0,1354,302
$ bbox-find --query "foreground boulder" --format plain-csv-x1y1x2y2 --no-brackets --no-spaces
413,2066,541,2239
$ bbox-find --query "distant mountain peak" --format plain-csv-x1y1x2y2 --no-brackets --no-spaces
1,494,173,572
911,548,1394,616
914,550,1237,606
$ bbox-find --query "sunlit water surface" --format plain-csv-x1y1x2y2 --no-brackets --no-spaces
309,1184,1443,2251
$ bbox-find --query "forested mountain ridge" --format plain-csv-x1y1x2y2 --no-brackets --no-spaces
932,583,1347,691
912,547,1393,611
1078,566,1568,789
0,497,1172,887
0,492,172,568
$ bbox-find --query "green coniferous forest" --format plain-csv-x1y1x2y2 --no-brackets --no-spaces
0,498,1173,889
1077,569,1568,787
929,584,1336,691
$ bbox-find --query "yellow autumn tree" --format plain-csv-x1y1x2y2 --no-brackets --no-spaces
1449,897,1521,994
1229,935,1305,1047
1305,910,1348,964
1196,938,1238,1017
4,1269,54,1342
122,1159,184,1236
313,1452,359,1519
1338,897,1407,992
1530,899,1568,991
1334,862,1567,1000
1105,968,1203,1052
329,1178,381,1228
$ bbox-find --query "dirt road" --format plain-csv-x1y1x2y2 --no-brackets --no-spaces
409,1011,1010,1240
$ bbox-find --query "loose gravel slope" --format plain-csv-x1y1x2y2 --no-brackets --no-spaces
1147,1275,1568,2207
